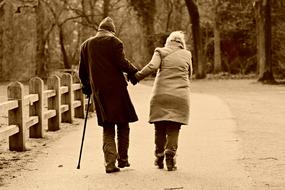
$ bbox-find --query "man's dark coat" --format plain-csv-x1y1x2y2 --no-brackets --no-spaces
79,31,138,126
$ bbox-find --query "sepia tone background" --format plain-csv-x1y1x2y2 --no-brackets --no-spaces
0,0,285,189
0,0,285,82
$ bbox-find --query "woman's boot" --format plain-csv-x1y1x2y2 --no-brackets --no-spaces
165,151,177,171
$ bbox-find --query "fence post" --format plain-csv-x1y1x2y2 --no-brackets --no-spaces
7,82,26,151
61,73,74,123
29,77,44,138
47,75,61,131
73,74,85,118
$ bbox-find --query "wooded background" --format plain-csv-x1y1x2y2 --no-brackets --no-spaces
0,0,284,83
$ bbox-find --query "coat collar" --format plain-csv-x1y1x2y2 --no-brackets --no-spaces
165,41,184,49
95,29,115,38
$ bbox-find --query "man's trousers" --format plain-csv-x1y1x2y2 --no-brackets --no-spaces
103,122,130,169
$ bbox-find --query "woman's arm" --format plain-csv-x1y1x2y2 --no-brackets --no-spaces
135,51,161,81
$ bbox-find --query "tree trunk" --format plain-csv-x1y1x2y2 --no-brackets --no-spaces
0,2,4,81
141,13,156,62
103,0,110,18
35,0,47,79
59,26,71,69
129,0,156,63
185,0,206,79
255,0,275,83
213,0,222,73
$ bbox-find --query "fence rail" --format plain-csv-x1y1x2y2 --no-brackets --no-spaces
0,73,92,151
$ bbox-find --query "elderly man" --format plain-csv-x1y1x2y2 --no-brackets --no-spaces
79,17,138,173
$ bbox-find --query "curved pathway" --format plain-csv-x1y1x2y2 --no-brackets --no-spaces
2,84,252,190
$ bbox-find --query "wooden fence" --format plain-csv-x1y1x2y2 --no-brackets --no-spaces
0,73,92,151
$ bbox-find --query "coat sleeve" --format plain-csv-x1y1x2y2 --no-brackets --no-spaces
78,43,91,89
112,37,138,74
135,51,161,81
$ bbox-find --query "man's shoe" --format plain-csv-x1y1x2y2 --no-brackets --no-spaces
154,156,164,169
106,166,120,173
118,160,130,168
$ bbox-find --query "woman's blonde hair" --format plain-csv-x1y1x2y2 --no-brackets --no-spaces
165,31,186,49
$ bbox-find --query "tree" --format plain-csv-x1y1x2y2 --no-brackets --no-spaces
254,0,275,83
0,0,4,81
128,0,156,63
160,0,186,32
185,0,206,79
271,0,285,78
201,0,256,75
68,0,128,64
44,0,77,70
103,0,110,17
36,0,49,79
213,0,222,73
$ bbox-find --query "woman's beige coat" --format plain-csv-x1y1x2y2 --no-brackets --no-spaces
136,42,192,125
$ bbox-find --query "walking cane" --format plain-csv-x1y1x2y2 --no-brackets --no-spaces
77,95,91,169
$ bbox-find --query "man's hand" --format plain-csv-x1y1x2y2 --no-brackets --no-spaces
127,73,139,85
82,85,92,97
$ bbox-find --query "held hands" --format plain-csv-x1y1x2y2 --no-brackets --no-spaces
127,73,139,85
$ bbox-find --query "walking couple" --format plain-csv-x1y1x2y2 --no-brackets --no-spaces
79,17,193,173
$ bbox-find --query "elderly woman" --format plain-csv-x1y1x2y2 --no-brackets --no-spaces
134,31,193,171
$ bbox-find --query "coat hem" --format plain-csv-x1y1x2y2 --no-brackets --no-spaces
149,119,188,126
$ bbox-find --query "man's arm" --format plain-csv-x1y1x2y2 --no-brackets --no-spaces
78,44,91,96
112,37,137,75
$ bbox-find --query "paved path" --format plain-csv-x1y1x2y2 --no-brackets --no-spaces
2,84,252,190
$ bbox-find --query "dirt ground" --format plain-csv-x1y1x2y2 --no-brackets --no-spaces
0,79,285,189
